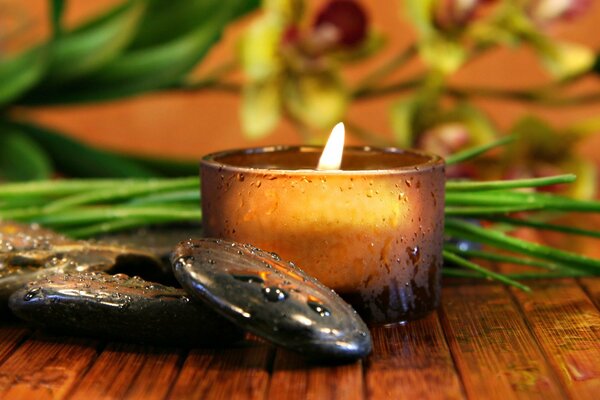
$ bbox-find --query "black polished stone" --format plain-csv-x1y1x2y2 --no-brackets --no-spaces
9,271,244,346
172,238,372,361
0,222,167,303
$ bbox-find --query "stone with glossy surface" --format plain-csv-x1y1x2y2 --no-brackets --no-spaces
9,271,244,346
172,238,372,361
0,222,166,303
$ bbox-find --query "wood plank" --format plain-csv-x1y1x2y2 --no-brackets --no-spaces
267,349,363,400
510,279,600,400
168,340,272,400
578,277,600,309
68,343,183,400
68,343,148,399
0,332,98,400
0,324,30,365
122,347,183,400
440,284,565,400
365,312,464,400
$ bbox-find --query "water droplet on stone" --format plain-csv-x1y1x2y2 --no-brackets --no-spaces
24,287,41,301
233,274,264,284
308,301,331,317
262,287,287,302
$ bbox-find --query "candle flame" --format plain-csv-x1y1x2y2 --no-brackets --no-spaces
317,122,345,170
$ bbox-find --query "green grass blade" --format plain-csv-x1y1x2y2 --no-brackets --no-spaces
445,136,515,165
444,204,545,216
446,174,576,192
443,269,587,279
43,177,199,211
443,250,531,291
128,189,200,205
445,219,600,274
31,206,202,227
485,216,600,239
64,218,162,238
445,191,600,212
0,179,142,199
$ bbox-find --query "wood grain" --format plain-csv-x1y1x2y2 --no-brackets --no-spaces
68,343,148,399
365,312,464,400
122,347,183,400
510,279,600,400
578,277,600,309
0,332,98,400
68,343,183,400
268,349,363,400
0,279,598,398
0,324,29,365
168,341,272,400
440,284,565,400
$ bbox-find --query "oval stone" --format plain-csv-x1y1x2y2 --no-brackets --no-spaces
0,222,167,305
172,238,372,361
9,272,244,346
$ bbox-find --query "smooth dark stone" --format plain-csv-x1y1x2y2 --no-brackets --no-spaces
98,224,203,265
0,222,166,303
172,238,372,361
9,272,244,346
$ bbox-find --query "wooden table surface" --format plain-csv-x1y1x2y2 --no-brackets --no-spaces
0,277,598,400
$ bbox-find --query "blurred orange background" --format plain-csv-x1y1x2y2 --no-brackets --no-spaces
7,0,600,163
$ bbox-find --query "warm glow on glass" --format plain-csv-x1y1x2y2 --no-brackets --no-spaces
317,122,345,170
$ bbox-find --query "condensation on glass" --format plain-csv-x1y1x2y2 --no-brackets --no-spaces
201,146,445,325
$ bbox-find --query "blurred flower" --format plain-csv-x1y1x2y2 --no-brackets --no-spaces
433,0,481,31
526,0,591,25
419,122,471,157
432,0,500,33
314,0,368,47
506,116,598,198
239,0,370,139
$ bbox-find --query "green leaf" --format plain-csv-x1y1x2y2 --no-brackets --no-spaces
23,1,257,104
0,47,46,106
43,0,145,83
50,0,66,38
128,0,259,49
241,79,282,139
8,121,158,178
0,128,53,181
124,155,198,177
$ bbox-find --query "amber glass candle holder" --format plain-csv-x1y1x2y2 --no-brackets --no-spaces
201,146,445,325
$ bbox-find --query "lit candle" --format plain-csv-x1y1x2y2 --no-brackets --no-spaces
200,124,445,324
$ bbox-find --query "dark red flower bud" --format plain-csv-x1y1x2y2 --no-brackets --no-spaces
282,25,301,46
314,0,368,47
